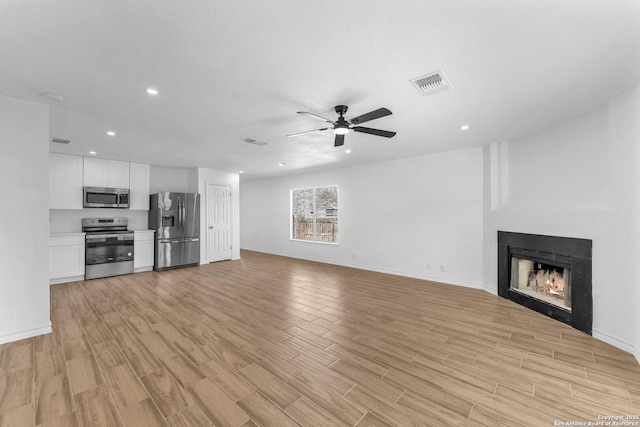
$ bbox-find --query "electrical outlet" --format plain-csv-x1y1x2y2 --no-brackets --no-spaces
426,263,432,270
440,264,445,272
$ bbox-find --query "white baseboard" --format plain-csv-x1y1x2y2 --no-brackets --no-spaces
242,248,484,290
482,284,497,295
134,266,153,273
592,328,636,355
635,345,640,365
347,262,485,290
50,275,84,285
0,322,52,345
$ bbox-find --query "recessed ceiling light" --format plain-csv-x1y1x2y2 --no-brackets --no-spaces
239,171,244,174
89,151,97,155
106,131,116,136
278,162,285,167
345,149,352,154
460,124,470,131
145,88,159,96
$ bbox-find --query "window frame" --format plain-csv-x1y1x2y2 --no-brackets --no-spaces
290,185,339,245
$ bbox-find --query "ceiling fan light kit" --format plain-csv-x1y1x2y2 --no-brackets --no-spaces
288,104,395,147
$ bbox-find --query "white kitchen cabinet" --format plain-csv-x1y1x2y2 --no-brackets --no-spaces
134,230,155,272
83,157,130,188
49,153,83,209
50,234,85,284
129,162,150,210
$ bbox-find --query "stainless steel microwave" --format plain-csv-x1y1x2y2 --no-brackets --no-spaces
83,187,130,208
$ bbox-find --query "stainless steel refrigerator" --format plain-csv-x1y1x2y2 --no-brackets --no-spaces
148,192,200,270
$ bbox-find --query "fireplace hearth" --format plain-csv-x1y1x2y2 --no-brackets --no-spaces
498,231,592,335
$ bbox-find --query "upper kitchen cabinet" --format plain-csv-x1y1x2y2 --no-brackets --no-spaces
129,162,150,210
83,157,130,188
50,153,83,209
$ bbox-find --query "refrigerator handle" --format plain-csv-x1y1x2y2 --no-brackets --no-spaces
177,197,183,235
182,201,186,235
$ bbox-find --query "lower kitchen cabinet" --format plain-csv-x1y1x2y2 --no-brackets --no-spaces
49,231,157,283
134,230,155,272
50,234,85,284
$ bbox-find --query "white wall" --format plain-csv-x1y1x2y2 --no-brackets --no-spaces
50,209,149,232
483,86,640,356
0,94,51,344
150,165,198,193
240,148,484,288
196,168,241,262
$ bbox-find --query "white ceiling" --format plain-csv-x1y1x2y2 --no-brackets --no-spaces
1,1,638,180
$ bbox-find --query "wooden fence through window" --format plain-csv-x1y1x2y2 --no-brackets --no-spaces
292,217,338,242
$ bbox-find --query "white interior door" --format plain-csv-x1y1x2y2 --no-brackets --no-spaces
206,184,232,262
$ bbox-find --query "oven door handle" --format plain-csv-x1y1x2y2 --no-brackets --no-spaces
86,233,134,241
86,239,134,246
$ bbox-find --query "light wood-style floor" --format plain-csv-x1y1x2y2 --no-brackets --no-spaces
1,250,639,426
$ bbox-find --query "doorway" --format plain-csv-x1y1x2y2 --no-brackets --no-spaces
206,184,232,262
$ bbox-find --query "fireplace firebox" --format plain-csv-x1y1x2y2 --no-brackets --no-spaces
498,231,592,335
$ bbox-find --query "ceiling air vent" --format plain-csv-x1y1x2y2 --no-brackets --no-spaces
243,138,268,146
410,70,452,96
51,138,71,144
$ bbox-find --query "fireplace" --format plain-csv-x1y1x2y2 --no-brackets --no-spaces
498,231,592,335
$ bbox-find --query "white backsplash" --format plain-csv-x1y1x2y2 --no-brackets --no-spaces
50,209,150,233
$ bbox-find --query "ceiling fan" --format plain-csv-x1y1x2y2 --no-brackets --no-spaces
287,105,396,147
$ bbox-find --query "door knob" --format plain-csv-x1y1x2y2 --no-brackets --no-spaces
208,226,213,229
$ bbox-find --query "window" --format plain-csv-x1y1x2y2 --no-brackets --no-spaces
291,186,338,243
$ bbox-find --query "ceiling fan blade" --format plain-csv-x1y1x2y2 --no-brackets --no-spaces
353,126,396,138
297,111,335,124
286,128,329,138
334,134,345,147
350,108,392,125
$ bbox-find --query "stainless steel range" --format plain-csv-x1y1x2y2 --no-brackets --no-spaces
82,217,134,279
